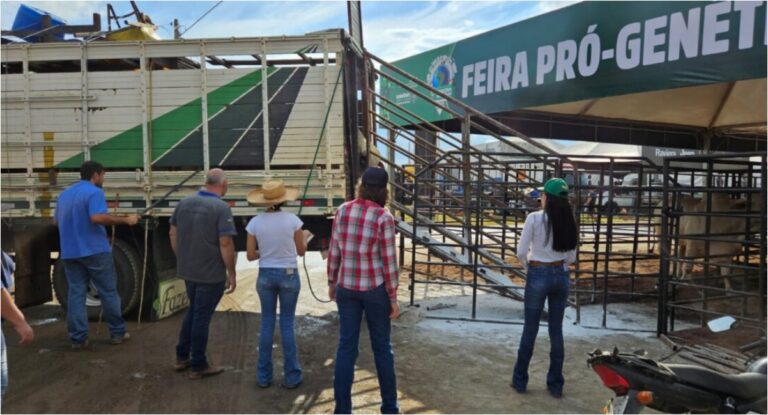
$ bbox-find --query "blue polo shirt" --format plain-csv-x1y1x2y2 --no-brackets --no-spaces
55,180,111,259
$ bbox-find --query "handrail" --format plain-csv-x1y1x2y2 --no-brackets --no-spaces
368,64,566,174
372,120,540,196
366,51,556,157
373,96,546,187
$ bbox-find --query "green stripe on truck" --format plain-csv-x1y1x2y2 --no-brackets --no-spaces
57,68,272,168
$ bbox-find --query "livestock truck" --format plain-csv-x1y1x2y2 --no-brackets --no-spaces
1,30,374,320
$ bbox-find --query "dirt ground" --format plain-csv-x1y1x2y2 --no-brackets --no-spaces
669,325,765,355
3,254,676,414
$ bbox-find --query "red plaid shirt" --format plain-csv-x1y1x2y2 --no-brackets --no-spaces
327,198,399,303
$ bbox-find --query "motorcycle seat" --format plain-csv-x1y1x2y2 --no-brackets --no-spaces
666,364,767,400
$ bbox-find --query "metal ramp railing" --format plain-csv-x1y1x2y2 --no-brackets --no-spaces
392,200,526,302
360,51,576,315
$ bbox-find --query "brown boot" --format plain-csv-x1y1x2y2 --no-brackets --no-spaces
188,365,224,380
174,359,191,372
71,339,90,350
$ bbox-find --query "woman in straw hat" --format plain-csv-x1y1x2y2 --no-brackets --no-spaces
246,179,311,389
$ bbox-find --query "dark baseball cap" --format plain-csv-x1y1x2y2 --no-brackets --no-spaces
361,167,389,187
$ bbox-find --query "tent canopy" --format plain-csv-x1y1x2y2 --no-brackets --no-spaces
381,1,767,152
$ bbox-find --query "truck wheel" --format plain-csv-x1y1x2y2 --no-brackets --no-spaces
52,239,142,320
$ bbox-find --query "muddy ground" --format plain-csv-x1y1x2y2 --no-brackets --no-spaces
4,254,678,414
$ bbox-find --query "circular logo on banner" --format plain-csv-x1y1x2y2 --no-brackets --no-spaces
427,55,457,92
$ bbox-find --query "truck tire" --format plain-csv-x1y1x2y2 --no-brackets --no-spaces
52,239,142,320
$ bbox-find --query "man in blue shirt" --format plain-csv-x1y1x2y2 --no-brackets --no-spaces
54,161,139,348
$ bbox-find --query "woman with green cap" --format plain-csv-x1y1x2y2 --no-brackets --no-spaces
512,177,578,398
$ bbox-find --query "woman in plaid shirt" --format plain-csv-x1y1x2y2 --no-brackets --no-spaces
327,167,400,414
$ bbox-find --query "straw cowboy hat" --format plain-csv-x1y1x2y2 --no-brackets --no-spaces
247,179,300,206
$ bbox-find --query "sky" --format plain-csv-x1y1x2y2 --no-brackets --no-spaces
1,0,577,154
1,0,573,61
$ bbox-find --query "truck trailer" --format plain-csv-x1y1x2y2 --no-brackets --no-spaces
1,30,371,320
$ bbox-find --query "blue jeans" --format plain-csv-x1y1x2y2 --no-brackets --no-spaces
63,252,126,343
334,284,398,414
256,268,302,386
176,280,225,371
512,264,570,395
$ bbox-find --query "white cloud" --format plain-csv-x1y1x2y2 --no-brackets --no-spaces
362,1,541,61
536,0,579,14
181,2,343,39
0,1,568,63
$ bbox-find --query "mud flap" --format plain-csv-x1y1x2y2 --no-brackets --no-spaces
146,219,189,320
9,222,57,307
151,277,189,320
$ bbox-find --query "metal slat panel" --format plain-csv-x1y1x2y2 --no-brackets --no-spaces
3,34,343,62
2,34,346,214
29,72,80,91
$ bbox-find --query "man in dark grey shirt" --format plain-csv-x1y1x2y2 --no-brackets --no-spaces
169,168,237,379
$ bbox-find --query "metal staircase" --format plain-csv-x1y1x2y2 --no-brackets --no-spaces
360,52,573,307
393,203,526,301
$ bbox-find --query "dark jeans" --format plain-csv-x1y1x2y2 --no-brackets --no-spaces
256,268,302,386
512,264,570,395
176,280,225,371
63,252,126,343
334,284,398,414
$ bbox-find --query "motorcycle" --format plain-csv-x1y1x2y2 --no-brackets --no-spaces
588,317,767,414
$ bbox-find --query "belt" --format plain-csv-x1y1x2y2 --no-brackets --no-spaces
529,260,564,267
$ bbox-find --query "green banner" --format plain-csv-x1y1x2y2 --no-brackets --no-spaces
381,1,767,125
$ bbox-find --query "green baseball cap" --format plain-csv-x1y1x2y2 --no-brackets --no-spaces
539,178,569,198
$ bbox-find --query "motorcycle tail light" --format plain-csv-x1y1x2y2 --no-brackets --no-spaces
636,391,654,405
593,365,630,396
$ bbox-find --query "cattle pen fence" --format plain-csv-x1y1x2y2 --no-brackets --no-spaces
399,148,766,347
402,151,668,329
658,152,766,349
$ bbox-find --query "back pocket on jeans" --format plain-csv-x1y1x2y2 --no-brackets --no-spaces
283,272,300,291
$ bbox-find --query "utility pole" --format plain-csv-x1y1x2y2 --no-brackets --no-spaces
173,19,180,39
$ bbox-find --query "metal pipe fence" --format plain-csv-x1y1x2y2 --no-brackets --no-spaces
366,51,765,339
658,152,766,345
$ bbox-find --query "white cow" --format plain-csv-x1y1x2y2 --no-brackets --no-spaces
650,194,694,255
676,193,762,290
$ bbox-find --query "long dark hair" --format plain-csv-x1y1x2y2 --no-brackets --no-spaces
356,182,389,207
544,195,578,252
